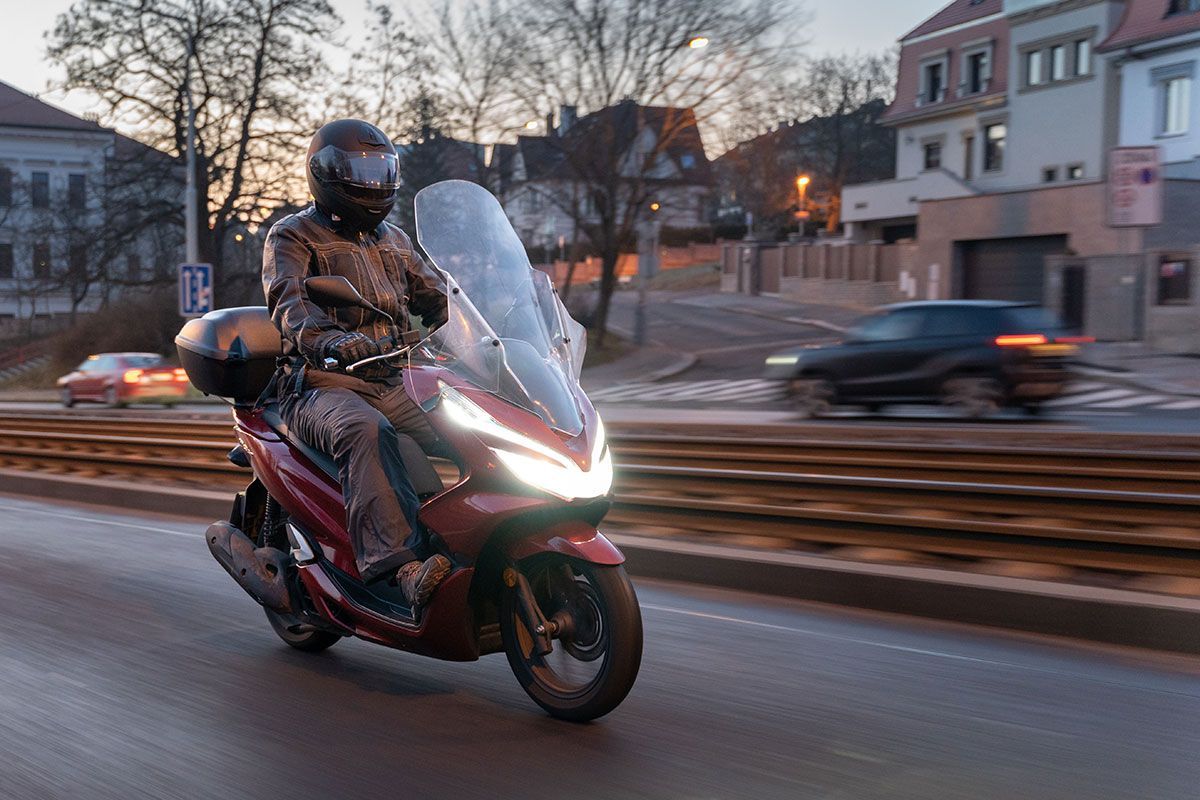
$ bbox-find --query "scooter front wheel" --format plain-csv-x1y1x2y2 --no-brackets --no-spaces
500,556,643,722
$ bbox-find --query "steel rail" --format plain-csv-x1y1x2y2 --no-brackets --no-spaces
0,413,1197,579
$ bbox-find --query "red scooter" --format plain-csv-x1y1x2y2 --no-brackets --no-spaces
175,180,642,721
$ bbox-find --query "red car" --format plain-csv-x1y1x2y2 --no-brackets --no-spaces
58,352,191,407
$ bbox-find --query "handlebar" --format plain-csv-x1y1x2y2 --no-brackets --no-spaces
320,344,411,374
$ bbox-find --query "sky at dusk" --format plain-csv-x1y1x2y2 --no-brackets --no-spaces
0,0,948,134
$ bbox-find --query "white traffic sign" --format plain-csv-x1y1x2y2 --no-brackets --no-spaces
179,263,213,317
1109,146,1163,228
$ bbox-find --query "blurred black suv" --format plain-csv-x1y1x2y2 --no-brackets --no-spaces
764,301,1086,417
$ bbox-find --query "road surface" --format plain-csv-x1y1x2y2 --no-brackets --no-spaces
1,494,1198,799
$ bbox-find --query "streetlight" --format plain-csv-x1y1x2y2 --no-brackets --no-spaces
688,36,709,49
795,175,811,217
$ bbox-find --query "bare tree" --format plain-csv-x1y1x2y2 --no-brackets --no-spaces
789,52,897,231
505,0,803,342
46,0,339,305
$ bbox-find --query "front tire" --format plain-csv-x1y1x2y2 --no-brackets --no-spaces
789,377,835,418
61,388,75,408
104,386,125,408
501,557,643,722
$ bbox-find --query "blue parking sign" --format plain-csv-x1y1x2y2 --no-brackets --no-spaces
179,263,213,317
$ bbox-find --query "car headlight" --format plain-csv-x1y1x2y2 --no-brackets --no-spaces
439,383,613,500
765,354,800,366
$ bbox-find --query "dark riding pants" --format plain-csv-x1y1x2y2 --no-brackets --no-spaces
280,370,438,583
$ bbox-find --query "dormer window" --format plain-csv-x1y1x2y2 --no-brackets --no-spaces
919,53,950,106
1168,0,1200,17
960,40,994,97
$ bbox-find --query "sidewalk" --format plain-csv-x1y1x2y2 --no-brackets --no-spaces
581,345,696,389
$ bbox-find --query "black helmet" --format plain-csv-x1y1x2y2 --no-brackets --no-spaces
306,119,400,232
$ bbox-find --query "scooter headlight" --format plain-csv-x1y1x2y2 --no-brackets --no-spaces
439,384,613,500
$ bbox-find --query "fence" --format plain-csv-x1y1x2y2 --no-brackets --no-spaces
538,241,727,287
722,240,919,308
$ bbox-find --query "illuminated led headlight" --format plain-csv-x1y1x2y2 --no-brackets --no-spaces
439,384,613,500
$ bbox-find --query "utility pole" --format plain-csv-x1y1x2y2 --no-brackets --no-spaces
184,32,199,264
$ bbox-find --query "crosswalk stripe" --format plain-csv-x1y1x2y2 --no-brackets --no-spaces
1087,394,1171,409
1043,388,1134,407
1158,398,1200,411
587,379,1197,412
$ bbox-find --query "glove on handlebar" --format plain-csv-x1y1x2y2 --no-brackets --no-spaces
322,332,381,368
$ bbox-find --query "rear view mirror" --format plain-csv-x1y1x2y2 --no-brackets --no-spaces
305,275,368,309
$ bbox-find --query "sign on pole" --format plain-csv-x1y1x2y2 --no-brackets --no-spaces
1109,146,1163,227
179,263,213,317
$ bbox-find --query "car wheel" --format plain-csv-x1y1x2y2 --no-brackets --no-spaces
61,388,75,408
104,386,125,408
942,376,1001,418
789,377,835,418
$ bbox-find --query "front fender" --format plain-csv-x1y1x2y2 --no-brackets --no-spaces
502,521,625,566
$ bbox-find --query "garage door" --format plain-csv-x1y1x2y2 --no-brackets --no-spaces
959,235,1068,303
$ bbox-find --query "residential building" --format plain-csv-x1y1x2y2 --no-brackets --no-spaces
842,0,1009,243
830,1,1200,348
0,81,183,336
497,102,712,250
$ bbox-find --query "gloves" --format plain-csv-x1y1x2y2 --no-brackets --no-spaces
322,332,380,369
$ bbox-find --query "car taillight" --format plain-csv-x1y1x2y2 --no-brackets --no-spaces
1055,335,1095,344
174,368,189,381
123,369,144,383
994,334,1047,347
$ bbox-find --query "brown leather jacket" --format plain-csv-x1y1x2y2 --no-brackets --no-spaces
262,205,447,383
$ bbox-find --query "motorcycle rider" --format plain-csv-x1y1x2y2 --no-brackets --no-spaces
261,118,451,607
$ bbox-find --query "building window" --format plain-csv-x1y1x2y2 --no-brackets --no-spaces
965,50,989,95
0,243,12,279
923,141,943,171
964,134,975,180
1026,50,1044,87
31,172,49,209
1043,167,1059,183
984,123,1006,172
1158,258,1192,305
68,174,86,210
32,242,51,279
1168,0,1200,16
0,168,11,207
1163,76,1192,135
1074,39,1091,76
923,61,946,104
1067,163,1084,180
1051,45,1067,81
69,243,87,281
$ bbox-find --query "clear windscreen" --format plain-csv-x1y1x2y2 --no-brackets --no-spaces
412,180,587,435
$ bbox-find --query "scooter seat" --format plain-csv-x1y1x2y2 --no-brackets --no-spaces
260,405,445,498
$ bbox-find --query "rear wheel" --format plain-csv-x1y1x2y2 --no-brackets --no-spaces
501,556,643,722
264,608,341,652
789,377,835,418
942,376,1002,418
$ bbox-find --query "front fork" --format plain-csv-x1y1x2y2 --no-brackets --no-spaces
503,564,575,656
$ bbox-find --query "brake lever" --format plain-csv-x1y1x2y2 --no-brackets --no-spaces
346,347,410,374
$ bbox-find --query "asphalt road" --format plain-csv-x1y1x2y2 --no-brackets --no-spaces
2,494,1199,800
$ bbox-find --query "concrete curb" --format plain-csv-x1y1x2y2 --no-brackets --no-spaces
5,468,1198,654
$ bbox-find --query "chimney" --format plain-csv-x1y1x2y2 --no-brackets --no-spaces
558,105,577,136
545,111,555,136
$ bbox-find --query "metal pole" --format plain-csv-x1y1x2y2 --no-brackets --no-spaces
184,32,199,264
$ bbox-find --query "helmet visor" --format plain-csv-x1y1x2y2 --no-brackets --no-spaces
310,145,400,190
